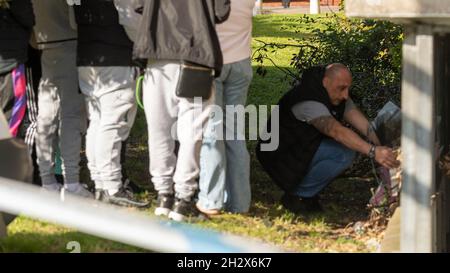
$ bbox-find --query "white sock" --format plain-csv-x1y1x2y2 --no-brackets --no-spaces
106,188,119,196
94,181,104,191
103,180,121,196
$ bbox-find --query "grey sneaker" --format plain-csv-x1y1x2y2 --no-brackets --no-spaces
97,188,150,208
63,184,94,199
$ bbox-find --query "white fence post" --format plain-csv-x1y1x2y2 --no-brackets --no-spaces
401,25,436,253
310,0,321,14
254,0,263,15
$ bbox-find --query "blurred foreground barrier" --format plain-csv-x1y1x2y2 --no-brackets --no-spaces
0,177,280,253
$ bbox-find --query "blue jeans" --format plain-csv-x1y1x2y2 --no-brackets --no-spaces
294,139,356,198
199,58,253,213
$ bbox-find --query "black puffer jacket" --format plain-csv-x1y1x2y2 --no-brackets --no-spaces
74,0,134,67
0,0,35,74
133,0,230,75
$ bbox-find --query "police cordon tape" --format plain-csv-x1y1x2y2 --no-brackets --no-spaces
0,176,281,253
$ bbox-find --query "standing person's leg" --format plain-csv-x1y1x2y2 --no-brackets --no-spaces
24,63,39,148
143,61,179,215
174,96,211,200
84,96,101,190
26,47,42,186
7,65,27,138
0,70,15,124
94,67,137,196
56,42,83,188
79,67,101,192
198,66,228,213
223,58,253,213
35,48,63,190
170,91,211,221
79,66,143,204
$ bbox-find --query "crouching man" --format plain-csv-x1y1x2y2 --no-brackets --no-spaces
256,64,400,213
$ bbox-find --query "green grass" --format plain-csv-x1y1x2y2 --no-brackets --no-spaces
0,218,145,253
1,13,378,253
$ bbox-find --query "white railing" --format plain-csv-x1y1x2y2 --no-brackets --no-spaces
310,0,321,14
0,177,280,253
254,0,263,15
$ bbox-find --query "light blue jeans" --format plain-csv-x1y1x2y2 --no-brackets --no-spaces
199,58,253,213
294,139,356,198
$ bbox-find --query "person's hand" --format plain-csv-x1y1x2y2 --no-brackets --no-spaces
375,146,400,169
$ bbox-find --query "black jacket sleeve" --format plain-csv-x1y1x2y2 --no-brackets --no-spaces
213,0,230,24
9,0,35,29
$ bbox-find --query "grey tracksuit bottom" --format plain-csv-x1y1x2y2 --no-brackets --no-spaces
35,41,84,185
143,61,211,200
78,66,137,192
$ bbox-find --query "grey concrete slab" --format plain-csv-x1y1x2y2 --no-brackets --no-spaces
346,0,450,26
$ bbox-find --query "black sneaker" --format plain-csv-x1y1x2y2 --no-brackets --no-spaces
168,198,200,222
97,188,150,208
281,194,323,214
154,193,175,217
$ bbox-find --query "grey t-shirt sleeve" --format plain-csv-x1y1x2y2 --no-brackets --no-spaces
344,98,356,114
291,101,331,123
292,98,356,123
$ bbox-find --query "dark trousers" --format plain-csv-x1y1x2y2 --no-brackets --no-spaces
0,70,14,122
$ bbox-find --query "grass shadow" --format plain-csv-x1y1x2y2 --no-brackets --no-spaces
253,14,318,39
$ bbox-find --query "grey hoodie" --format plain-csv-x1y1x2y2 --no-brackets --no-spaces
32,0,77,49
113,0,143,43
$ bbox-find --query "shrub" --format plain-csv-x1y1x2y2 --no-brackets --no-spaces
253,13,403,119
253,13,403,178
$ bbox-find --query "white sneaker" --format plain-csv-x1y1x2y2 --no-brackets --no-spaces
63,184,94,199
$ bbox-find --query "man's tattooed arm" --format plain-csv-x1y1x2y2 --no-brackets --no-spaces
310,115,373,156
310,116,340,137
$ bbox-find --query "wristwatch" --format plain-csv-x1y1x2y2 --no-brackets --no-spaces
368,145,376,159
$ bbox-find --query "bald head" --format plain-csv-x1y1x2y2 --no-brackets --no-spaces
322,63,352,106
324,63,351,80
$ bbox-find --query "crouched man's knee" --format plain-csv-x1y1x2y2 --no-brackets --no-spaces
340,148,356,169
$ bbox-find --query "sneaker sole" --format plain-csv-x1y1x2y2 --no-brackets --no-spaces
154,207,171,217
168,211,185,222
108,197,149,208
